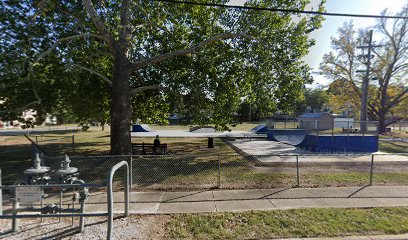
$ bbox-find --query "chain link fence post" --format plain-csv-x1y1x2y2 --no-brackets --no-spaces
0,169,2,215
12,199,19,232
369,154,374,185
129,156,133,189
72,135,75,153
218,157,221,189
296,155,300,187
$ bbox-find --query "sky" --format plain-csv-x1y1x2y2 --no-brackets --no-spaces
229,0,407,87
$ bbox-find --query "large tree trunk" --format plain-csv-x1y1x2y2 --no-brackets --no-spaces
110,52,132,155
378,114,387,134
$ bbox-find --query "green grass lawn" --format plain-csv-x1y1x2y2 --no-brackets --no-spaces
379,140,408,153
379,131,408,153
167,207,408,239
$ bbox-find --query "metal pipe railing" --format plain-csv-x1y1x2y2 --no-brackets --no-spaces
107,160,129,240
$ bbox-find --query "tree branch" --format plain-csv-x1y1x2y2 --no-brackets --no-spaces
83,0,115,48
33,33,106,65
67,63,112,85
132,32,260,71
119,0,131,47
131,85,174,95
132,2,149,19
133,22,169,34
386,88,408,110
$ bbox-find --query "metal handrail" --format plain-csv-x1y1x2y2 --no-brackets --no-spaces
107,160,129,240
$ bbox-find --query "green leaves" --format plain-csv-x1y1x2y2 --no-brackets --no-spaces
1,0,324,130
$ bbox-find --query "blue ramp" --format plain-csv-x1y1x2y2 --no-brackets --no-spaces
132,124,154,132
267,129,378,152
251,124,268,134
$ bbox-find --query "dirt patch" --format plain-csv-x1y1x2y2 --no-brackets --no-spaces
0,214,170,239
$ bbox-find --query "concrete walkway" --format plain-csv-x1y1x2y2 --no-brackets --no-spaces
21,185,405,214
4,186,407,214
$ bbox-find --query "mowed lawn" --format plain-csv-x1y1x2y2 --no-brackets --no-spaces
166,207,408,239
0,125,407,188
379,130,408,153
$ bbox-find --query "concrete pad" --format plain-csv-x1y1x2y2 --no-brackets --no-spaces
351,186,408,198
230,140,300,156
212,189,264,200
270,198,330,209
215,199,275,212
161,191,213,202
322,198,384,208
157,201,216,213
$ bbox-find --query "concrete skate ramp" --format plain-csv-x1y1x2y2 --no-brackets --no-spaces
251,124,268,134
132,124,154,132
267,129,307,146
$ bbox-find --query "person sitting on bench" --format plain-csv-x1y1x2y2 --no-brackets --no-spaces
153,135,161,154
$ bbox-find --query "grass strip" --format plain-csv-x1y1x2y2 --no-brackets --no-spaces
167,207,408,239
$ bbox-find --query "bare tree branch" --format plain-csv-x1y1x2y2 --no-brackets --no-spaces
67,63,112,85
83,0,115,48
132,32,260,71
34,33,106,65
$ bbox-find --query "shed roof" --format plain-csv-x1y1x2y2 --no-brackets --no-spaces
299,112,333,119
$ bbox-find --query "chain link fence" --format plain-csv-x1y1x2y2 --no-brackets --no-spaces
3,153,407,191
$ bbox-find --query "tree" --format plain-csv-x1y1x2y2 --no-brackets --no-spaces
296,87,329,114
320,5,408,133
1,0,324,154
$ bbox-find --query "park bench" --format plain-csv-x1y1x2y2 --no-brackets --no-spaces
342,128,359,133
131,142,167,155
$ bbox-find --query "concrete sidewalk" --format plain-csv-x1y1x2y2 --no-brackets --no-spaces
3,186,407,214
64,186,408,214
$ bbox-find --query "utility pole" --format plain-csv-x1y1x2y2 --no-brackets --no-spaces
357,30,374,133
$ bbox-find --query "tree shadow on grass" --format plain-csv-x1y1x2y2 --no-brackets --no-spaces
0,143,32,185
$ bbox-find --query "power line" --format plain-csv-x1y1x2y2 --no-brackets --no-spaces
155,0,408,20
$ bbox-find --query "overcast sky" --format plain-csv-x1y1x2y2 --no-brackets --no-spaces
229,0,407,87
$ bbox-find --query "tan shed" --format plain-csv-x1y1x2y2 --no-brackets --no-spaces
298,113,334,130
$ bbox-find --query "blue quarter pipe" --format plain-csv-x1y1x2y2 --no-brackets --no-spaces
267,129,378,152
267,129,307,145
132,124,154,132
251,124,268,134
